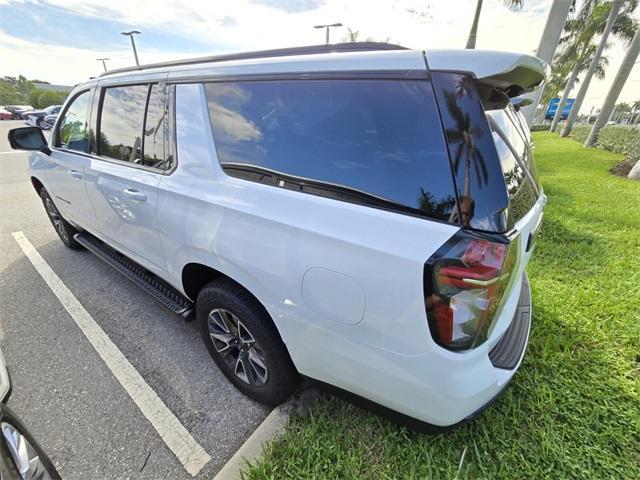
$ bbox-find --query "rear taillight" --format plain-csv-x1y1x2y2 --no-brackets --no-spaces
424,230,519,351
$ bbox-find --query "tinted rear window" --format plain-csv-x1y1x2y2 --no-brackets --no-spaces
430,72,509,232
204,80,457,221
487,108,540,228
99,85,148,163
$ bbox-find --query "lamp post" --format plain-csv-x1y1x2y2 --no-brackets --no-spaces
120,30,141,66
96,58,110,72
314,23,342,44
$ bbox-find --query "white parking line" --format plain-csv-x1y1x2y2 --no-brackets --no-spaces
12,231,211,477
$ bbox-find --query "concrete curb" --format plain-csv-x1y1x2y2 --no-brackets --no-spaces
213,388,319,480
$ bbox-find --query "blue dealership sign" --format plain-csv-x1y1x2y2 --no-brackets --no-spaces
546,98,575,119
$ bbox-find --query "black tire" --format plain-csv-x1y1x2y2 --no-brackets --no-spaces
1,406,61,480
39,188,82,249
197,279,299,405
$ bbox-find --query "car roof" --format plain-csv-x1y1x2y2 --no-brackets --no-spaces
75,42,547,95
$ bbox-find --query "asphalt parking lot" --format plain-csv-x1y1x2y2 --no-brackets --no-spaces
0,120,270,478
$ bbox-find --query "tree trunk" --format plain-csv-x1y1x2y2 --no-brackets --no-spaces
628,159,640,180
560,0,623,137
465,0,483,49
550,61,580,132
586,26,640,147
521,0,573,126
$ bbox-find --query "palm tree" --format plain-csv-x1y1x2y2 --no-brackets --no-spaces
549,44,610,132
631,100,640,124
585,25,640,150
443,90,488,195
344,28,359,42
547,0,636,131
465,0,523,49
560,0,625,136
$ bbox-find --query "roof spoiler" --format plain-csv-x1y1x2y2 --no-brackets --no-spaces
425,50,549,98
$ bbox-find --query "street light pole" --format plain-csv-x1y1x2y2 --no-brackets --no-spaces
313,23,343,44
96,58,110,72
120,30,141,66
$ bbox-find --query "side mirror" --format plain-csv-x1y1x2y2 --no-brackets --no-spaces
7,127,51,155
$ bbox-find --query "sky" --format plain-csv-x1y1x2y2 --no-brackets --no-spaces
0,0,638,114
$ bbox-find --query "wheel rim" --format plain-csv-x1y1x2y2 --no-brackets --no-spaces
207,308,268,386
44,198,68,242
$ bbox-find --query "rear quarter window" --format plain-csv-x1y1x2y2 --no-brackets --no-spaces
430,71,509,232
204,79,458,222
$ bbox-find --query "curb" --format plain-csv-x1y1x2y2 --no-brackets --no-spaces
213,388,319,480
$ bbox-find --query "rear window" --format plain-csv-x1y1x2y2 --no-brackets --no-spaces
99,85,148,163
486,109,540,228
204,80,457,221
96,83,171,171
430,72,509,232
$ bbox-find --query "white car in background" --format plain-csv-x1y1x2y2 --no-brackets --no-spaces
23,105,61,129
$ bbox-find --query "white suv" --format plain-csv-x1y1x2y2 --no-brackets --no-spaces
8,43,547,430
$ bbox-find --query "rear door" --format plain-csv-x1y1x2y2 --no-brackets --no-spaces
48,88,97,228
83,82,170,272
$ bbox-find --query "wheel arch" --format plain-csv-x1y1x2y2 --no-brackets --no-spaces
31,176,45,194
181,261,295,362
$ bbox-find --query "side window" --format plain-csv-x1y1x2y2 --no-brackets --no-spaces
203,80,457,221
98,85,148,163
56,91,91,153
142,84,168,169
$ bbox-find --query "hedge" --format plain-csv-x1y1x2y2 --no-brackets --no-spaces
531,124,549,132
570,124,640,162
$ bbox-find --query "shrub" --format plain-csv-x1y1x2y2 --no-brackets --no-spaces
531,124,549,132
571,124,640,162
27,89,69,109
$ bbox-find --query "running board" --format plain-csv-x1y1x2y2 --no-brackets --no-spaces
74,232,194,320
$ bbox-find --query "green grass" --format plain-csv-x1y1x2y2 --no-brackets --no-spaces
243,132,640,479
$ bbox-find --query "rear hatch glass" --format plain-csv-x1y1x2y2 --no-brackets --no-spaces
486,108,540,229
430,71,540,232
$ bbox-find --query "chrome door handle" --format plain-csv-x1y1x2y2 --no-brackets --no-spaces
123,188,147,202
69,169,83,179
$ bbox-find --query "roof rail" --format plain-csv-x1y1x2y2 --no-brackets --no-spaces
100,42,408,77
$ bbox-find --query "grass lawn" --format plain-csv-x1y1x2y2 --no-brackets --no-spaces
244,132,640,479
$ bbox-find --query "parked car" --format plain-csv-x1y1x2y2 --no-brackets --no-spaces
0,348,60,479
0,108,13,120
23,105,61,129
8,43,547,430
41,114,58,130
4,106,33,120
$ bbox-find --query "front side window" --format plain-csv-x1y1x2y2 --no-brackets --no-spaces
98,85,148,163
56,90,91,153
204,80,457,221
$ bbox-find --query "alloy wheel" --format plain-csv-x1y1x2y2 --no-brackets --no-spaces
45,198,68,242
207,308,268,386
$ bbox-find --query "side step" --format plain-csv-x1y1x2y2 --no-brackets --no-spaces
74,232,194,319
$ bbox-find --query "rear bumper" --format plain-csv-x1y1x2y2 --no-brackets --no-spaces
489,274,531,369
307,272,533,429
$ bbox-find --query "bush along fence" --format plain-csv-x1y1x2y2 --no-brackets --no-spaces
531,124,639,162
570,125,640,162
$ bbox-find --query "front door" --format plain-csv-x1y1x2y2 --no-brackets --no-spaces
83,82,169,272
47,89,96,228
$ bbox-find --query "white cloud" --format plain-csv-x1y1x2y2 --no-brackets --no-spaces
1,0,638,111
